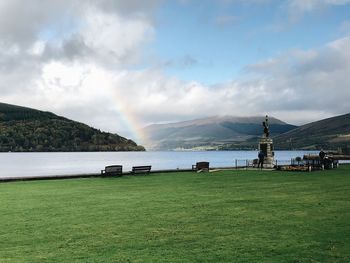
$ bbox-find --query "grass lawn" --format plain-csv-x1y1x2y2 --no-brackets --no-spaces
0,165,349,262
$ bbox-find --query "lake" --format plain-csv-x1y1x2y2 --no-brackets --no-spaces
0,151,318,178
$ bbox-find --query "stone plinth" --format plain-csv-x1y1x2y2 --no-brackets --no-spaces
258,137,275,168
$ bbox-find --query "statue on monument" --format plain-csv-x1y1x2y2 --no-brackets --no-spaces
262,115,269,138
258,115,274,168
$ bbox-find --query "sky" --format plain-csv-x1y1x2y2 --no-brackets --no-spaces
0,0,350,142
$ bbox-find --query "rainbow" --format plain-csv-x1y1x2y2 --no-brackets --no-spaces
111,95,146,145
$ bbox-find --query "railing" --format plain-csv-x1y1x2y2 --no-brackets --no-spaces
232,159,294,169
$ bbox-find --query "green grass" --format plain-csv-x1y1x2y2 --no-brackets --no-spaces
0,166,350,262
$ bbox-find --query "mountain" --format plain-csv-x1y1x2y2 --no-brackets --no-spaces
141,116,297,150
274,113,350,150
0,102,145,152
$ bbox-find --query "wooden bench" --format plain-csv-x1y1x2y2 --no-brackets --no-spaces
101,165,123,177
192,161,210,172
131,165,152,175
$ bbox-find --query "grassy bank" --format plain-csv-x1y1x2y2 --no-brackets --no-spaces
0,166,349,262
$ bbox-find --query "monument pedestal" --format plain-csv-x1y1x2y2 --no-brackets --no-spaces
258,137,275,168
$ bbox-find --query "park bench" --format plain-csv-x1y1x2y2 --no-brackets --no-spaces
131,165,152,175
101,165,123,177
192,161,210,172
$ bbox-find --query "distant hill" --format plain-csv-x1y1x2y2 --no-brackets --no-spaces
274,113,350,150
142,116,297,150
0,102,145,152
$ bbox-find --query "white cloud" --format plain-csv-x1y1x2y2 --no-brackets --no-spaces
241,36,350,119
109,36,350,128
287,0,350,22
79,7,154,67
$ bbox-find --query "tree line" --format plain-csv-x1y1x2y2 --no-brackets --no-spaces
0,113,145,152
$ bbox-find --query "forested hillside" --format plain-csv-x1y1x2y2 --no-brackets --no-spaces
274,113,350,150
0,103,145,152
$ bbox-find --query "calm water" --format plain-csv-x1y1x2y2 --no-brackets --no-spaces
0,151,318,178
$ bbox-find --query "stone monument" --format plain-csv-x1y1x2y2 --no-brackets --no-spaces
258,115,275,168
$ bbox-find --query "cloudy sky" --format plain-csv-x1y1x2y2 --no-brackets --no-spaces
0,0,350,142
